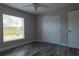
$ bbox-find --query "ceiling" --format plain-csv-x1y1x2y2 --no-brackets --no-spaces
3,3,72,15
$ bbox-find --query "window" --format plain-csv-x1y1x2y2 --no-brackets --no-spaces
3,14,24,42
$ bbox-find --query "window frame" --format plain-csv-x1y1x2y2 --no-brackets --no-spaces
3,13,25,42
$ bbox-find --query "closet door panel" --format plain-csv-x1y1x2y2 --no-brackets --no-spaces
68,10,79,48
42,16,60,44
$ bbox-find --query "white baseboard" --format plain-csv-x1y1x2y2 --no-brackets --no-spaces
0,40,37,52
38,40,68,47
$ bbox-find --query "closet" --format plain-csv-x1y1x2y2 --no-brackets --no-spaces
42,16,60,44
38,10,79,49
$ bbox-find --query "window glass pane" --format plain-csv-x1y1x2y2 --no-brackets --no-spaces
3,14,24,42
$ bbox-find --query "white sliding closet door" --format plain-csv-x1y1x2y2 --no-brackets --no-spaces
68,10,79,48
42,16,60,44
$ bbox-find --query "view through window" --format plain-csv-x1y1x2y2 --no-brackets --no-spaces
3,14,24,42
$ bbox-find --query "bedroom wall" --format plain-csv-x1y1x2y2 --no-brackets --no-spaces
0,4,37,51
37,4,79,47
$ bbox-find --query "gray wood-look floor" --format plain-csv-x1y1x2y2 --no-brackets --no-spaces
1,42,79,56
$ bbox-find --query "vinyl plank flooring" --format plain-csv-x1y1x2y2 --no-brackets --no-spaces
1,42,79,56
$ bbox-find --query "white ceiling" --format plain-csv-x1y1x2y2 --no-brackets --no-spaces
3,3,72,15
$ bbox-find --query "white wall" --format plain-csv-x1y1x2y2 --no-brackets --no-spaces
0,4,37,51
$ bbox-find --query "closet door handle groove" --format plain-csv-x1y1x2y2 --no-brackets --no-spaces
68,30,71,32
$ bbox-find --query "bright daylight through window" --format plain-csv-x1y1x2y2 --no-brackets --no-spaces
3,14,24,42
